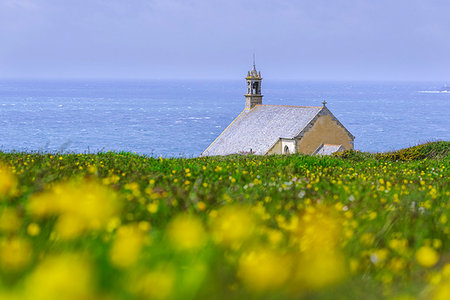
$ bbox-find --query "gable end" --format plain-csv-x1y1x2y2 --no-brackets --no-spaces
295,107,355,141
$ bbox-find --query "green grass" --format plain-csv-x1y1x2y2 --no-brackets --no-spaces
0,141,449,299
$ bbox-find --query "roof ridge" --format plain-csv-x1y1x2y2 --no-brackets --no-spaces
257,104,322,108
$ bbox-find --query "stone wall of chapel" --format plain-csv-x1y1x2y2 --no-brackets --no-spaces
296,114,353,154
266,139,282,155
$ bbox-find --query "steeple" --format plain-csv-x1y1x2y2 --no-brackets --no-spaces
245,56,263,110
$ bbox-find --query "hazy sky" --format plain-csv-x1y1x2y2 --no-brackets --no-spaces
1,0,449,80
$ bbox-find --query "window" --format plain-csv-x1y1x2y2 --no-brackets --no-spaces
252,82,259,94
284,145,290,154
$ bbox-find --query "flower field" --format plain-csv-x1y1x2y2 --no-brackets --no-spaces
0,141,449,299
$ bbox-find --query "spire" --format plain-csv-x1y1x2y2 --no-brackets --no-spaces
248,54,260,78
252,53,256,71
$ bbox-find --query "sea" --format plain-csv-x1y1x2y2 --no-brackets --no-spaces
0,80,449,157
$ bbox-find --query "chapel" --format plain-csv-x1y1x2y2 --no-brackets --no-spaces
202,63,354,156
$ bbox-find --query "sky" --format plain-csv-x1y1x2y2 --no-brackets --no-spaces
0,0,449,81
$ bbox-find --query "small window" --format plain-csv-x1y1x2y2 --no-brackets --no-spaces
284,145,290,154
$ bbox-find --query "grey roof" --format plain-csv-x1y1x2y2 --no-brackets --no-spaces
202,105,322,156
313,144,345,155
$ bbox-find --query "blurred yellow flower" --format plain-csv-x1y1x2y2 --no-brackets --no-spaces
442,263,450,279
24,254,94,300
147,202,159,214
167,214,206,251
238,249,290,291
433,239,442,249
291,205,347,290
0,237,32,271
360,232,375,246
27,223,41,236
266,229,284,246
0,207,21,233
389,238,409,254
434,282,450,300
295,206,341,252
294,251,347,290
106,217,122,233
368,211,377,220
210,205,256,247
389,257,407,273
0,164,17,198
416,246,439,268
132,266,175,300
349,258,359,273
110,224,146,268
28,179,121,239
138,220,151,232
197,201,206,211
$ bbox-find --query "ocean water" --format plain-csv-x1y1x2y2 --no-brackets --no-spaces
0,79,448,157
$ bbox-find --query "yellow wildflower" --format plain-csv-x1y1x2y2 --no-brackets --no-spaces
295,206,342,252
24,254,94,300
147,202,159,213
28,179,121,239
416,246,439,268
360,233,375,246
197,201,207,211
294,251,347,290
0,207,21,232
166,214,206,251
389,238,408,254
132,266,175,300
0,164,17,197
138,221,151,232
210,205,256,247
238,249,290,291
433,282,450,300
27,223,41,236
110,224,146,268
0,237,32,271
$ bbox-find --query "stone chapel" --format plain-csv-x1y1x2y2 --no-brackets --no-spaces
202,63,354,156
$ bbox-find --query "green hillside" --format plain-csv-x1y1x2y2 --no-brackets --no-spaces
0,141,449,299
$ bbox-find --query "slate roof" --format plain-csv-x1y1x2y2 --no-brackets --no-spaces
202,105,322,156
313,144,345,155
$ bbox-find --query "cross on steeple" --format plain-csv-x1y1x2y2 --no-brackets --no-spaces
322,100,327,106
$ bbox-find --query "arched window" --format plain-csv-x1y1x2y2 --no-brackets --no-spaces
284,145,290,154
252,82,259,94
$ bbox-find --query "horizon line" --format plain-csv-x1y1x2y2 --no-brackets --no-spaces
0,76,447,83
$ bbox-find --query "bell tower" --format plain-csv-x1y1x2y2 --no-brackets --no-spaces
245,56,263,110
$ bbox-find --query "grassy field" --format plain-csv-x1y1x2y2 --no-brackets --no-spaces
0,141,449,300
